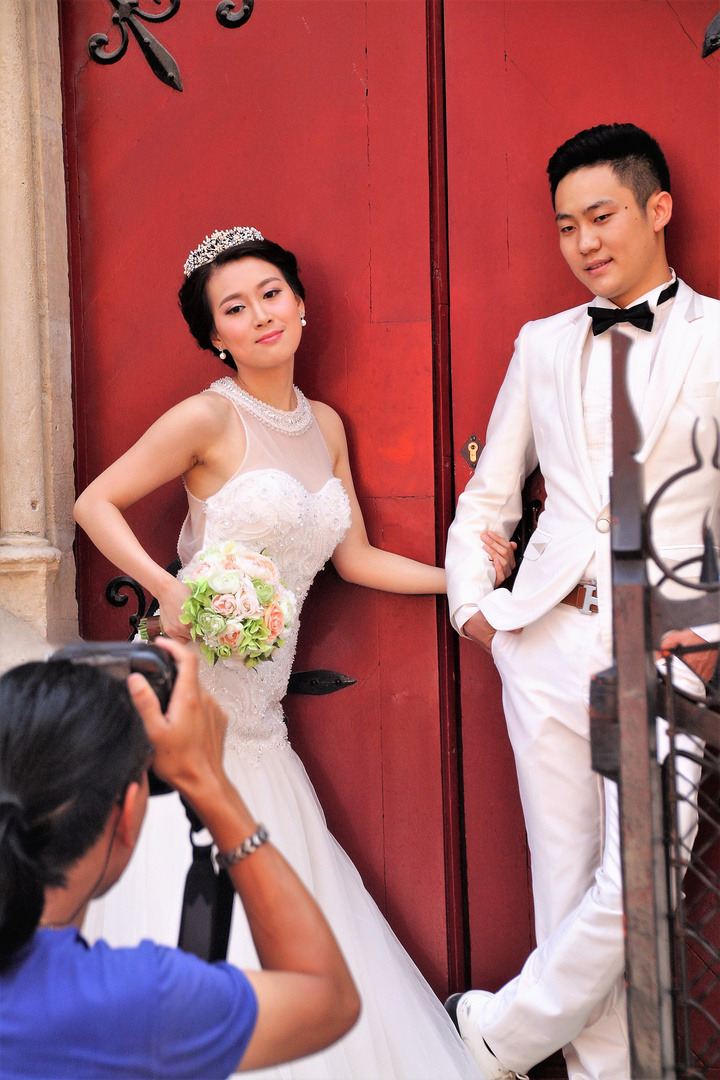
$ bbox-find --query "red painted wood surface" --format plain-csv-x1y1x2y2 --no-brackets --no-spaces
61,0,720,1015
426,0,467,991
60,0,451,992
444,0,720,993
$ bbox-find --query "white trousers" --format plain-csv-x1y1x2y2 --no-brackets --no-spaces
482,603,702,1080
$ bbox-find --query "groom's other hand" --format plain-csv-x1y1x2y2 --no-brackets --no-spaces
463,611,523,654
463,611,498,653
659,628,718,683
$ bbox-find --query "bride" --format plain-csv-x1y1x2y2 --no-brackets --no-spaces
74,227,514,1079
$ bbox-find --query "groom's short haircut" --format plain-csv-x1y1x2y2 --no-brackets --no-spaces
547,123,671,209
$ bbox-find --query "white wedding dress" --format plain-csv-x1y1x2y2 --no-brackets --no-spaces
84,377,480,1079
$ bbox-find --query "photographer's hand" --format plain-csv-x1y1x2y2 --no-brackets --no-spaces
127,640,359,1070
128,638,225,793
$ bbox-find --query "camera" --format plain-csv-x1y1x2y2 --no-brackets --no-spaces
50,642,177,796
51,641,177,710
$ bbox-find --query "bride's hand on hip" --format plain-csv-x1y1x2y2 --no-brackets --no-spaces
157,577,193,642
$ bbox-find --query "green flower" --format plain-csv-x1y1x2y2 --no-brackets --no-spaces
197,610,227,637
252,578,274,606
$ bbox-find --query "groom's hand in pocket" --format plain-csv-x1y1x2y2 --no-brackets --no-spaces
463,611,522,655
463,611,498,653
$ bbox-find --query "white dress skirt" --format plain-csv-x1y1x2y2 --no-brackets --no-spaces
84,378,481,1080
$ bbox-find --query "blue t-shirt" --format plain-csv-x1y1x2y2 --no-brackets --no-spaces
0,928,258,1079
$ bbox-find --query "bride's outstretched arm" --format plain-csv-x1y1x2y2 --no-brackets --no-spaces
313,402,514,595
74,394,237,639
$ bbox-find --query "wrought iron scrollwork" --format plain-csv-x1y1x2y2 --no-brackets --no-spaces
88,0,183,90
645,418,720,594
105,574,148,641
702,11,720,58
87,0,254,90
216,0,254,29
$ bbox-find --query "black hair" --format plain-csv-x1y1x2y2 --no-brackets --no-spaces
178,238,305,372
547,123,671,208
0,661,150,970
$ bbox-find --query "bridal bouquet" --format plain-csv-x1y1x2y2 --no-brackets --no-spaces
179,541,295,668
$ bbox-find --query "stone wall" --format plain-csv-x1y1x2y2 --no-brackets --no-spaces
0,0,78,672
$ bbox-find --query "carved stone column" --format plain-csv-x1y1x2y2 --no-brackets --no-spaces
0,0,78,665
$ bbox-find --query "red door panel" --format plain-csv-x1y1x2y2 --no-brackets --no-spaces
61,0,720,1008
61,0,451,993
444,0,720,992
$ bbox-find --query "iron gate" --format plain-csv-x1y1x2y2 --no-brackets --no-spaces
589,331,720,1079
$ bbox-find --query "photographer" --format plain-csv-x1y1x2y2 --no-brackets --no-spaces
0,638,359,1078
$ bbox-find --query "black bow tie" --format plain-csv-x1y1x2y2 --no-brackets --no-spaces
587,278,678,337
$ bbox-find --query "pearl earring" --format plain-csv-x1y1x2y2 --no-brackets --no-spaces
300,314,307,327
219,349,226,360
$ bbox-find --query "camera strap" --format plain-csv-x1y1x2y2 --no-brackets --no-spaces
177,801,234,962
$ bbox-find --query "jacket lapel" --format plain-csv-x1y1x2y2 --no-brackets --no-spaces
636,280,704,464
554,308,603,507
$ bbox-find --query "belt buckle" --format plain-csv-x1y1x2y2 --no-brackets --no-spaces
579,581,598,615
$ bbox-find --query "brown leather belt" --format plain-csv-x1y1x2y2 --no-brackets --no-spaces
561,581,599,615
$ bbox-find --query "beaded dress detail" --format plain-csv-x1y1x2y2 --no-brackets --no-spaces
84,379,482,1080
208,375,316,434
177,378,351,765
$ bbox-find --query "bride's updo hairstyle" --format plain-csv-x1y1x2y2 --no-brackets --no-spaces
178,235,305,372
0,661,150,970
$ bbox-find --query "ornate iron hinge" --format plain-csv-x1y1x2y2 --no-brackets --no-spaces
87,0,255,92
703,11,720,57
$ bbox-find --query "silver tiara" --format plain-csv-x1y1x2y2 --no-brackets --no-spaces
183,226,265,277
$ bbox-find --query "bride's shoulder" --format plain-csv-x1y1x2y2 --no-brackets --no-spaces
158,389,235,444
176,388,233,421
307,399,347,450
307,398,344,427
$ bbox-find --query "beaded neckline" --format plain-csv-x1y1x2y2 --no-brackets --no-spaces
210,377,314,435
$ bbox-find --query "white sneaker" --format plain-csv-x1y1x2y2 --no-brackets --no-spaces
454,990,529,1080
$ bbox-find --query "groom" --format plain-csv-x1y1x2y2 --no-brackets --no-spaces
445,123,720,1080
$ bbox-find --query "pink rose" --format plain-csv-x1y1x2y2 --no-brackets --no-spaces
220,619,245,650
211,593,236,617
263,602,285,641
237,553,280,586
190,560,213,581
234,579,262,618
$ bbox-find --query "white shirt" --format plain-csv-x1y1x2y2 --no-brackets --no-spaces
581,272,677,577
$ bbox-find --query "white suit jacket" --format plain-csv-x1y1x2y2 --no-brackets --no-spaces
446,279,720,653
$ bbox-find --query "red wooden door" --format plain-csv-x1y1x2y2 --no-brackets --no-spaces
60,0,453,993
444,0,720,993
61,0,720,1012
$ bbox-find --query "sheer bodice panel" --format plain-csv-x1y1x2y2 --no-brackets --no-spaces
177,379,351,764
